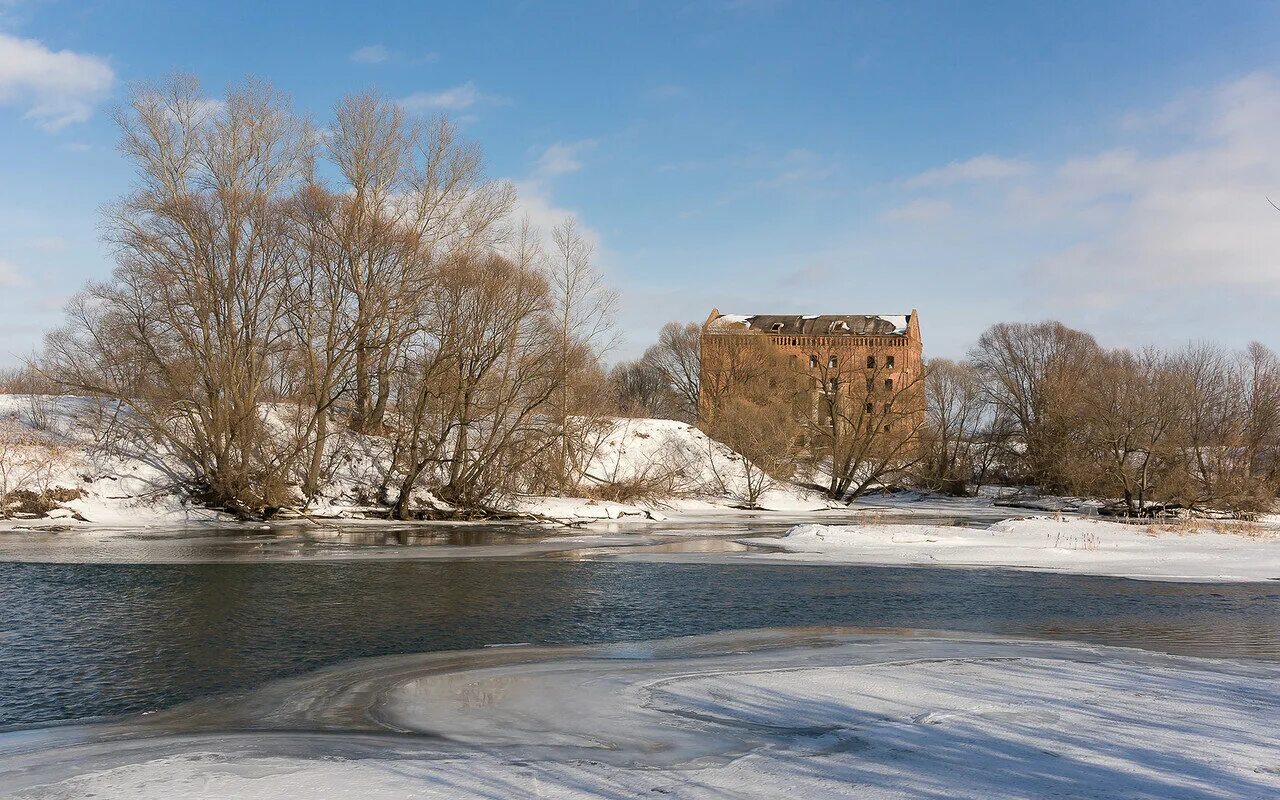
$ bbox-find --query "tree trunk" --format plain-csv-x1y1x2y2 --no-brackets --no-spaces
303,408,328,500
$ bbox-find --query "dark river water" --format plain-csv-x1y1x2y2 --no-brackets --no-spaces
2,558,1278,728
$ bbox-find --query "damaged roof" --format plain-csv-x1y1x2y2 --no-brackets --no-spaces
706,313,912,337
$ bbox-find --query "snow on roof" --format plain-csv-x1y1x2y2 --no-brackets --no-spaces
707,313,912,337
705,314,753,331
877,315,909,335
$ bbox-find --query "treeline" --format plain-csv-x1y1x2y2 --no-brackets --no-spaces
922,322,1280,514
37,77,618,517
612,320,1280,514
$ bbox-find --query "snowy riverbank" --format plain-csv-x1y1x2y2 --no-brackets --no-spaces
3,629,1277,799
0,395,835,528
746,516,1280,582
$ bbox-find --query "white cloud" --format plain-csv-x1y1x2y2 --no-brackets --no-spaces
0,258,25,287
535,140,595,177
509,180,603,252
0,32,114,130
350,44,438,66
399,82,501,113
646,84,688,100
350,44,391,64
881,198,953,223
903,154,1033,188
1024,73,1280,298
880,72,1280,346
761,148,835,188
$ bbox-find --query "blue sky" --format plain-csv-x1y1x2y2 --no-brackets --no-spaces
2,0,1280,366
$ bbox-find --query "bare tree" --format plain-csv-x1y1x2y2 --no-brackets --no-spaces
698,337,801,507
704,394,799,507
1078,348,1184,514
44,76,311,511
332,101,514,434
542,217,619,492
609,359,681,418
388,250,560,518
800,353,928,500
642,321,701,421
1241,341,1280,487
916,358,987,495
969,321,1099,490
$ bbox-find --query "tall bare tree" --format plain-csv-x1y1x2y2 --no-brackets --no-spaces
542,217,619,492
45,76,311,510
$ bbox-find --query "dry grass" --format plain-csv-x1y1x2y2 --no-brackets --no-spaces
1142,518,1274,538
1,486,82,517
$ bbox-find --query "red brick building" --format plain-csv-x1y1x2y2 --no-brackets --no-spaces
699,309,924,433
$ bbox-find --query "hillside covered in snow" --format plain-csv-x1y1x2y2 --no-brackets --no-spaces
0,395,834,526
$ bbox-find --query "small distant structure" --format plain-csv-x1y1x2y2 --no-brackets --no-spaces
699,309,925,432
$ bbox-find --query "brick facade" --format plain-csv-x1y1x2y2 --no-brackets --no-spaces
699,309,925,436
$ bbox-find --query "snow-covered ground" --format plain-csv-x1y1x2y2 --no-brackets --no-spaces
746,515,1280,582
0,395,833,528
4,629,1277,799
0,395,229,527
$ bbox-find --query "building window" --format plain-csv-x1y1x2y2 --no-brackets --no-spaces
884,378,893,391
866,355,876,369
884,402,892,414
788,354,797,368
828,356,837,369
886,355,895,369
828,378,839,392
771,322,785,332
809,355,818,368
865,377,873,392
865,402,874,414
884,423,892,432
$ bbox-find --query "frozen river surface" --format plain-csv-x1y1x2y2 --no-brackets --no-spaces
1,518,1278,798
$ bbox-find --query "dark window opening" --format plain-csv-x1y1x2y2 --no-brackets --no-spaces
884,378,893,391
866,355,876,369
828,356,837,369
886,355,895,369
809,355,818,368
